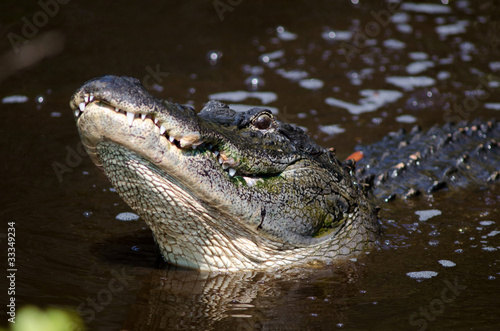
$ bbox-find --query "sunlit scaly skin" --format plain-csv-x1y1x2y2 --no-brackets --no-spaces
70,75,380,271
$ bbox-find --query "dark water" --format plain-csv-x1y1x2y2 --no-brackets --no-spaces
1,1,500,330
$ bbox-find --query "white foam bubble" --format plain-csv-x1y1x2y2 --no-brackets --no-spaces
401,3,452,14
260,50,284,63
391,12,410,24
116,212,140,221
385,76,436,91
383,39,406,50
209,91,277,105
325,89,402,115
406,61,435,75
437,71,450,80
396,24,413,34
407,271,438,279
321,30,353,41
299,78,324,90
436,21,469,37
489,62,500,71
396,115,417,123
415,209,442,221
275,69,309,81
485,103,500,110
438,260,456,267
409,52,429,61
277,30,297,41
2,95,28,104
318,124,345,136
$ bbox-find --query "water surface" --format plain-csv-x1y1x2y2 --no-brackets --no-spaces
1,1,499,330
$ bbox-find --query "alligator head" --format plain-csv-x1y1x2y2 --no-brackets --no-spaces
70,75,380,271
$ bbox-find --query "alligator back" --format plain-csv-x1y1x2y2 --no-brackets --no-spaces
355,120,500,201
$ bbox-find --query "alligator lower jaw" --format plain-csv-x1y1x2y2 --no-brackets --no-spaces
94,141,264,271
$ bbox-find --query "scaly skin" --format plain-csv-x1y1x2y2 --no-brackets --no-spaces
355,119,500,201
70,75,381,271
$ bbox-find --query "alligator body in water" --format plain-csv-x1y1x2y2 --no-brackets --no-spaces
70,75,499,271
355,120,500,201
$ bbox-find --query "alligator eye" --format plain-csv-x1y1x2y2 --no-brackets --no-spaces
252,113,273,130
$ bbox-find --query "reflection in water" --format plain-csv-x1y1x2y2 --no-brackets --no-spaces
123,262,364,330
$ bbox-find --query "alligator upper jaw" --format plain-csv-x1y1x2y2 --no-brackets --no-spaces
74,99,248,185
70,76,204,148
70,77,242,178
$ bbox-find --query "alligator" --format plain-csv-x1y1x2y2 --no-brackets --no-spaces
70,75,500,271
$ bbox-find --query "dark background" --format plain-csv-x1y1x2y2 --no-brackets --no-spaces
1,1,499,330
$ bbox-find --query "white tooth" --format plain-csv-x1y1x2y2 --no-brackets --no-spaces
127,112,135,126
214,151,220,156
160,125,166,135
218,156,223,164
169,136,175,143
115,107,119,112
154,118,159,124
89,95,94,102
228,168,236,177
243,176,257,187
79,102,85,111
141,113,146,120
84,95,89,103
74,109,80,117
222,163,230,170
